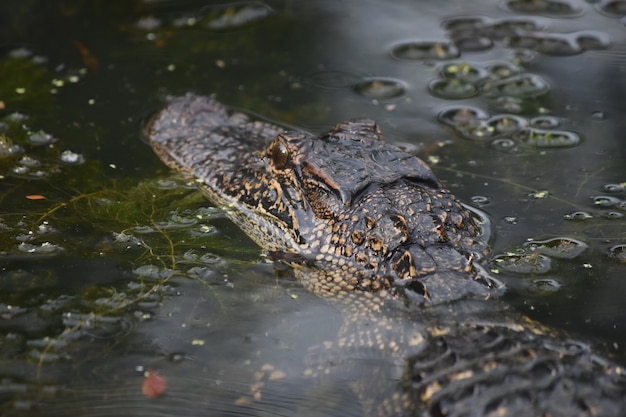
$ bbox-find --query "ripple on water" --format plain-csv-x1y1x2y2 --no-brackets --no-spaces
353,77,408,99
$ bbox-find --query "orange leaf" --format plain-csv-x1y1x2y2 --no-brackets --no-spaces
142,369,167,398
25,195,47,200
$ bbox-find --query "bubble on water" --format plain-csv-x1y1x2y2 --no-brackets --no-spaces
18,156,41,167
608,244,626,263
592,195,622,207
491,138,519,152
602,183,625,193
454,36,493,52
530,116,560,129
353,77,408,99
429,79,478,99
516,128,581,148
440,62,488,82
136,16,162,31
575,31,612,51
603,211,624,220
470,195,492,206
595,0,626,17
12,166,30,175
17,242,64,254
442,16,491,32
503,0,583,16
133,265,173,280
486,62,521,80
523,237,588,259
8,112,28,122
59,150,85,165
27,130,56,145
564,211,593,221
438,106,488,127
528,278,562,295
206,3,274,30
493,253,552,274
0,138,23,156
528,189,549,199
391,41,460,60
487,114,527,134
483,74,549,98
507,33,580,56
591,111,606,120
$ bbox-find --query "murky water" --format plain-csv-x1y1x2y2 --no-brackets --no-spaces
0,0,625,415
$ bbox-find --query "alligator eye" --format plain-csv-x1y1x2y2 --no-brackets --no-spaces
271,141,289,170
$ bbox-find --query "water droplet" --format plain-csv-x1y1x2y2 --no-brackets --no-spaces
523,237,588,259
563,211,593,221
353,78,408,99
391,41,460,60
608,244,626,264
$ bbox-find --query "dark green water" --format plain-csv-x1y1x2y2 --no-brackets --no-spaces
0,0,625,416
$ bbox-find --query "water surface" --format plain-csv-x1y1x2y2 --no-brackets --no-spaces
1,0,625,415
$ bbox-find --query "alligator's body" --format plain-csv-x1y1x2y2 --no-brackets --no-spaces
147,94,626,416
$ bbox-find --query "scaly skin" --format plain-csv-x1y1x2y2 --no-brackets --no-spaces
147,94,626,416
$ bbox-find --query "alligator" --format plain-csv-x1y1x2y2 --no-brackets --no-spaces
146,94,626,417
